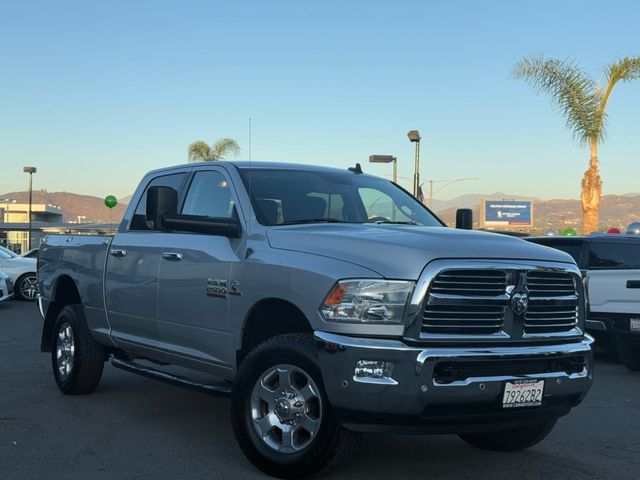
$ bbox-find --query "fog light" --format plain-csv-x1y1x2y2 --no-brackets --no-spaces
354,360,394,380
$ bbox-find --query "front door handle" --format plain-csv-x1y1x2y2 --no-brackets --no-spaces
162,252,183,261
110,248,127,257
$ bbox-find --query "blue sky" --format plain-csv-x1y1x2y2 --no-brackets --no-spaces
1,0,639,201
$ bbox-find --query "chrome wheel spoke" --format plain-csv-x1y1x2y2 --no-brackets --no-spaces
257,413,277,436
281,426,295,450
277,368,291,390
256,383,277,405
298,384,317,402
299,414,319,433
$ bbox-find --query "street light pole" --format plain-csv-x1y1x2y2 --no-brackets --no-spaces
368,155,397,183
23,166,37,251
407,130,421,197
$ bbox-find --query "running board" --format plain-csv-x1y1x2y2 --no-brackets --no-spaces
111,357,232,397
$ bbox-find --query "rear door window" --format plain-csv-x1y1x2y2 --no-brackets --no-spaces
588,242,640,269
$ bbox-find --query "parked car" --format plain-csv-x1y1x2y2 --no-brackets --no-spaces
38,162,593,478
21,248,39,259
0,271,14,303
527,235,640,371
0,246,38,301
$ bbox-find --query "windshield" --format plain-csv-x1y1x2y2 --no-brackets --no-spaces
0,246,18,259
239,168,443,227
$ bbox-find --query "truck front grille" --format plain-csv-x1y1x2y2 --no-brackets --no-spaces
420,266,581,340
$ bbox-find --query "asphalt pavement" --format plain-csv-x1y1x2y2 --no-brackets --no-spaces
1,300,639,479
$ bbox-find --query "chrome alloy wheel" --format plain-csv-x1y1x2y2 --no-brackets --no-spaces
55,322,75,380
20,275,38,300
250,364,323,454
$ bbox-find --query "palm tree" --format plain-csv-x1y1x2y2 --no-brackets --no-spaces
514,55,640,233
188,138,240,162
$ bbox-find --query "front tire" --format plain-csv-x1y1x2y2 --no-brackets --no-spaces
617,335,640,371
16,273,38,301
231,334,358,479
51,304,105,394
459,418,557,452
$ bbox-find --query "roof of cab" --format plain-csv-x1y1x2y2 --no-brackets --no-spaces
144,161,374,178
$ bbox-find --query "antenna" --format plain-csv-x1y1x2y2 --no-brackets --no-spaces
245,116,253,259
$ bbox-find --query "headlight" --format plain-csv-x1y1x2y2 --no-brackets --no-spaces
320,280,415,324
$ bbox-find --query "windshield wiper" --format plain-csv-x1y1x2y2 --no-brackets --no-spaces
280,218,347,225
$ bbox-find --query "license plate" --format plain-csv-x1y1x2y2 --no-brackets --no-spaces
631,318,640,332
502,379,544,408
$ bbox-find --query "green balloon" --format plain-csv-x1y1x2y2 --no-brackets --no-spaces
562,228,577,236
104,195,117,209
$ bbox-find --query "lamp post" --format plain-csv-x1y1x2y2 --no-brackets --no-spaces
407,130,421,197
368,155,397,183
23,166,37,250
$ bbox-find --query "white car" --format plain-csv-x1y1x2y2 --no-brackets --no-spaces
0,246,38,301
0,271,14,302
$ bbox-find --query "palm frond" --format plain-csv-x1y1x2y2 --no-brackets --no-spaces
211,138,240,160
605,56,640,83
188,140,213,162
595,56,640,136
513,55,601,144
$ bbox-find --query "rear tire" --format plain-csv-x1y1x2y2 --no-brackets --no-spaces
459,418,557,452
230,334,359,479
51,304,105,394
617,335,640,371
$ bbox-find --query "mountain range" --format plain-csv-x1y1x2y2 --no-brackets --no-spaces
2,190,639,232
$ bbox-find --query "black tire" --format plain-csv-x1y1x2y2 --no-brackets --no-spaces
617,335,640,371
15,272,38,301
231,334,359,479
51,304,105,394
459,418,557,452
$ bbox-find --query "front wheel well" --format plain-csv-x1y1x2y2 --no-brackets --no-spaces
237,299,313,367
41,276,81,352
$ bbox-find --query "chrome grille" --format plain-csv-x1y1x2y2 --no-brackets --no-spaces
429,269,507,297
527,271,575,297
422,304,505,334
420,266,580,339
524,305,578,333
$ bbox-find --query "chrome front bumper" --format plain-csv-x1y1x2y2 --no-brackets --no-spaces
315,331,594,433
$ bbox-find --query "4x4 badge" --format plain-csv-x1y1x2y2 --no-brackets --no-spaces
510,291,529,315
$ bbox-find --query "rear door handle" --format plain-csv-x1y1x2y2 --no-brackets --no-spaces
110,248,127,257
162,252,183,261
627,281,640,289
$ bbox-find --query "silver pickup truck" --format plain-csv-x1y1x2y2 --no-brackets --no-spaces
38,161,593,478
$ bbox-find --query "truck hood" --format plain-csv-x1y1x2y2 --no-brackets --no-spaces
266,225,574,279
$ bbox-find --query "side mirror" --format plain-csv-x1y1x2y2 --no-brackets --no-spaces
456,208,473,230
146,186,178,230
